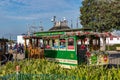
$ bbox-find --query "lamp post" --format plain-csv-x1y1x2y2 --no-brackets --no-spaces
39,21,43,31
76,18,79,28
51,16,56,27
71,19,73,29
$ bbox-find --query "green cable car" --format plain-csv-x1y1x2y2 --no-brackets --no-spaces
24,29,109,68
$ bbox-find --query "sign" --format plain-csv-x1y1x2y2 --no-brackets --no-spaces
16,65,20,72
35,32,64,36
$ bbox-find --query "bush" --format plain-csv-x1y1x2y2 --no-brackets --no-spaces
1,59,120,80
106,44,120,51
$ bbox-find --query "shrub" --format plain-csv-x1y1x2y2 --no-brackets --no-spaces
106,44,120,51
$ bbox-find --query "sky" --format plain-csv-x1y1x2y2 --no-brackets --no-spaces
0,0,82,40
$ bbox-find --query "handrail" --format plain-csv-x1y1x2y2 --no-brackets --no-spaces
0,54,7,64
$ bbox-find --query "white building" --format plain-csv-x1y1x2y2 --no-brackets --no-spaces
105,31,120,45
17,35,29,45
106,37,120,45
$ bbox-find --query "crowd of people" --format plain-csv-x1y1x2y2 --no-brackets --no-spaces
13,43,24,53
8,43,24,54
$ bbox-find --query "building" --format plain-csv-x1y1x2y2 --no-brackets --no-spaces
17,35,29,45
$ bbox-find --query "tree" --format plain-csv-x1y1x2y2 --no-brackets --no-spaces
80,0,120,50
110,0,120,30
80,0,120,32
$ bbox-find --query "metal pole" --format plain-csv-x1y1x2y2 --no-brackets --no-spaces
71,19,73,29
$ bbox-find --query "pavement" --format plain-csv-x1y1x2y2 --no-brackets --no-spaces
13,53,25,60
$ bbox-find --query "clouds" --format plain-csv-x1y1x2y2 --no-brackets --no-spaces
0,0,82,39
0,0,81,19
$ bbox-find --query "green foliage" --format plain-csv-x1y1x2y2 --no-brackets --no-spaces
114,44,120,47
0,59,120,80
106,44,120,51
0,38,9,42
106,45,116,51
80,0,120,32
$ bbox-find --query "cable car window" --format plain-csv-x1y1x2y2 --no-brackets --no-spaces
45,40,51,49
59,39,66,50
68,38,74,50
52,39,59,49
39,39,44,49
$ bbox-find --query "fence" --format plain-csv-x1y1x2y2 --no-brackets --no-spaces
109,51,120,65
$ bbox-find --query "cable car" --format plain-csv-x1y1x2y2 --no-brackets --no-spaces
24,29,109,68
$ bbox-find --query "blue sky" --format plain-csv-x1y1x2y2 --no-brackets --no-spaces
0,0,82,39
